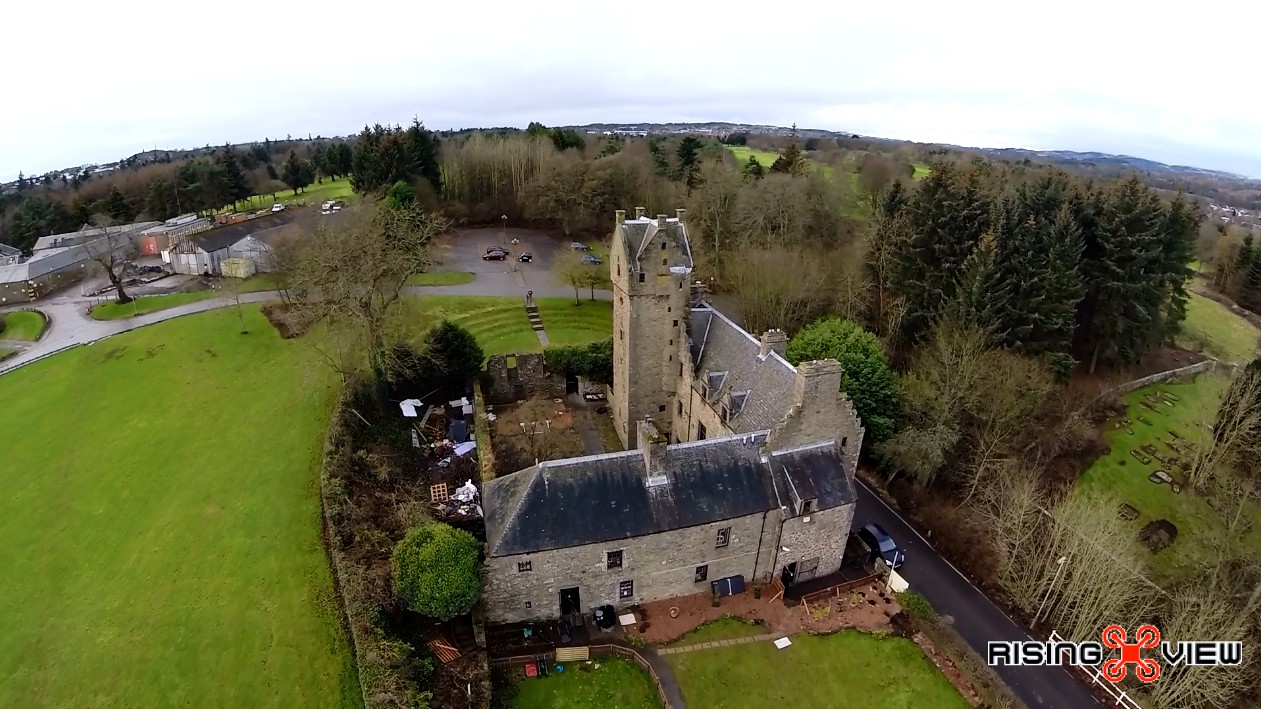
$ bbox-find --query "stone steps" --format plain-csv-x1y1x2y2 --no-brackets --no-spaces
525,305,544,332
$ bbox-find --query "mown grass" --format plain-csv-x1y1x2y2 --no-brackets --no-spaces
1078,375,1261,584
912,163,931,179
667,630,968,709
535,298,613,347
725,146,780,168
0,307,359,707
90,291,218,320
508,657,661,709
664,617,766,648
1177,291,1260,364
1,310,47,340
0,347,14,361
402,296,539,358
407,271,476,287
216,177,354,214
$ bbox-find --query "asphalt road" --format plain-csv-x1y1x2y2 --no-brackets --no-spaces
854,479,1104,708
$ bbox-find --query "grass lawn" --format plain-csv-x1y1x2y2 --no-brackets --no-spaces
1177,291,1260,364
217,177,354,214
912,163,931,179
90,291,218,320
0,307,358,707
535,298,613,347
664,617,765,648
725,146,779,168
1,310,47,340
667,630,968,709
0,347,14,361
402,296,539,358
1078,376,1261,583
407,271,476,287
508,657,660,709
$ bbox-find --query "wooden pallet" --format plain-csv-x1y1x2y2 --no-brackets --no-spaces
430,483,449,504
555,646,589,662
427,638,462,664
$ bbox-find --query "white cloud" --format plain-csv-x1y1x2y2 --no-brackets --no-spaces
3,0,1260,179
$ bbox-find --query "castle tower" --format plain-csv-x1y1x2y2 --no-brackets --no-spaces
609,207,693,448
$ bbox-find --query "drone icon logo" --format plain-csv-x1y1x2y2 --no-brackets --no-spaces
1101,624,1162,683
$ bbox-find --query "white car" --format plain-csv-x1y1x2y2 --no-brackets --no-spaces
271,203,284,213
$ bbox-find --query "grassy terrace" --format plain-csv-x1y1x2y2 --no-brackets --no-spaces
1,310,47,340
1079,376,1261,583
535,298,613,346
0,307,357,706
401,296,612,357
667,630,968,709
508,657,660,709
90,291,217,320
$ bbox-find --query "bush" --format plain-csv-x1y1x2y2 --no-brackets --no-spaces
896,590,937,620
392,522,482,619
544,338,613,384
425,319,485,381
786,317,900,443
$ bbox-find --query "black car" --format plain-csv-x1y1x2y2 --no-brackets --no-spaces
518,252,532,263
856,522,904,569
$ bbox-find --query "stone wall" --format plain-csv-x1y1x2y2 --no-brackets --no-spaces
767,360,866,477
775,503,856,582
1116,359,1219,394
484,509,782,624
482,353,564,405
677,384,732,444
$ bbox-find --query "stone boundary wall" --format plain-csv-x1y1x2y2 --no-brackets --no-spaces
1115,359,1219,394
482,353,564,405
473,380,496,482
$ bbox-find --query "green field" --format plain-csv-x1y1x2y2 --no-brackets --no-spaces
218,177,354,214
664,617,765,648
725,146,780,168
1177,291,1260,364
667,630,968,709
90,291,217,320
912,163,931,179
406,271,476,287
1,310,47,340
508,657,660,709
1078,376,1261,583
535,298,613,346
0,307,358,707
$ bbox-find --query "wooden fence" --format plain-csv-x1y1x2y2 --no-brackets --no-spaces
491,643,675,708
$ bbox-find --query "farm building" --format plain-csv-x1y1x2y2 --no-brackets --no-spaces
0,221,160,303
226,235,273,272
139,215,213,257
167,212,292,275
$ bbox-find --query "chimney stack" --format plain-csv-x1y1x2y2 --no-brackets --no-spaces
759,329,789,359
656,214,668,228
791,360,843,408
634,206,646,220
676,208,686,223
637,416,668,476
615,209,626,225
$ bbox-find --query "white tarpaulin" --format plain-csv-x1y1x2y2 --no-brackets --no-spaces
399,398,423,417
453,441,477,457
452,479,478,503
774,637,792,649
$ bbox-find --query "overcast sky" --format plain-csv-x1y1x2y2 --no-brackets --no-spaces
4,0,1260,181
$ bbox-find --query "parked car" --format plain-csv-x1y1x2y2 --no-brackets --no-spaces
855,522,904,569
486,246,509,254
271,203,285,213
582,254,603,265
483,250,508,261
518,252,532,263
569,242,590,251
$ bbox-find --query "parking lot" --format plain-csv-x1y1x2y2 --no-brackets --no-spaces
429,227,598,289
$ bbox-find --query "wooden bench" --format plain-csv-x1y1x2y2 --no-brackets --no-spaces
555,646,590,662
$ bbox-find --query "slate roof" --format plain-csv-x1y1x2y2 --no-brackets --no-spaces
617,216,693,272
487,431,778,557
769,441,856,511
191,212,295,253
0,243,19,257
688,305,798,434
31,222,159,251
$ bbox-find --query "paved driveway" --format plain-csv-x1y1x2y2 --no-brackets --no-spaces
853,479,1104,709
432,227,585,291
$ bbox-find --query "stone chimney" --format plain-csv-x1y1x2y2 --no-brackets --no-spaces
759,329,788,359
634,206,646,220
656,214,668,228
637,416,668,476
792,360,843,408
615,209,625,225
676,208,686,223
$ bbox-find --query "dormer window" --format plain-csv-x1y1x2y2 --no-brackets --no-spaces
800,499,815,515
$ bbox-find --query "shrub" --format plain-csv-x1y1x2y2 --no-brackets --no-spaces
425,319,485,381
544,338,613,384
392,522,482,619
896,590,937,620
786,317,900,443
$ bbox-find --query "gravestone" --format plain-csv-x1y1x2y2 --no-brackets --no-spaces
1118,503,1140,521
1139,520,1178,552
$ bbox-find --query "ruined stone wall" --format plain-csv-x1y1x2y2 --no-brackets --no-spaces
482,353,564,406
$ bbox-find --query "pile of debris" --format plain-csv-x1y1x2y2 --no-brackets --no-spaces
430,479,482,520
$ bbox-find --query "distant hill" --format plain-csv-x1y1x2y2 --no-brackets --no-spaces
953,147,1254,182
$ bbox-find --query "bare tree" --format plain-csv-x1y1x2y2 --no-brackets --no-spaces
727,246,831,334
685,158,745,281
263,227,302,306
857,153,897,211
1188,368,1261,489
289,202,449,388
80,216,138,304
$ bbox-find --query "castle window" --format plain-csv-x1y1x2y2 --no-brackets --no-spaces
667,306,671,312
639,273,645,283
662,258,668,266
619,329,624,341
677,400,683,415
697,422,707,440
658,404,666,413
679,281,683,289
679,363,683,377
801,499,814,515
518,560,532,572
715,527,730,548
841,436,848,450
661,241,667,250
617,263,620,276
607,550,623,569
695,565,708,583
673,320,678,327
669,339,673,345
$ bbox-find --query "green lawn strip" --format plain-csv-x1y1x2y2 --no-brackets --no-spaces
535,298,612,347
90,291,218,320
1176,292,1260,364
215,177,354,214
1077,376,1261,584
508,657,661,709
407,271,476,287
0,307,357,706
0,347,14,361
238,274,283,293
664,617,766,648
667,630,969,709
1,310,47,340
